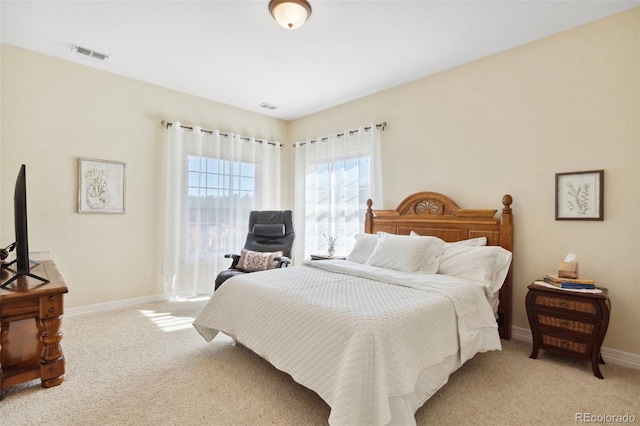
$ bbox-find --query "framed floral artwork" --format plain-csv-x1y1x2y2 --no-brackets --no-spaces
78,158,126,214
555,170,603,220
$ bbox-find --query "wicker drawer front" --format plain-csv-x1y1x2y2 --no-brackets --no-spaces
534,295,597,315
542,334,589,355
526,283,610,379
538,314,595,335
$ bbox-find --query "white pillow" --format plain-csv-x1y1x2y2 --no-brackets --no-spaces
410,231,487,248
437,245,512,294
446,236,487,247
345,233,378,264
366,232,445,273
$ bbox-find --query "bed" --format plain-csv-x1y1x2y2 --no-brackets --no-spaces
193,191,514,426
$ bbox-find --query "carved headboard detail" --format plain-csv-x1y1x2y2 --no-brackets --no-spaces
398,192,460,216
364,191,514,340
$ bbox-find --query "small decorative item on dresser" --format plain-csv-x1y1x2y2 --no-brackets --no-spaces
323,234,337,257
558,253,579,279
526,281,611,378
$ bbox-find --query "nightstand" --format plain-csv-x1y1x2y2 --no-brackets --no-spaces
526,282,610,379
310,254,346,261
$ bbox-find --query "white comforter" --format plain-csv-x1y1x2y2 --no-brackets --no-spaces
193,260,501,426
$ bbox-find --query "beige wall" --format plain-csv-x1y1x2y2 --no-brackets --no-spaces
0,44,288,309
1,8,638,356
288,8,639,355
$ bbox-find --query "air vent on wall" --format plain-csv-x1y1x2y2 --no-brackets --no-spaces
72,44,110,62
258,102,278,110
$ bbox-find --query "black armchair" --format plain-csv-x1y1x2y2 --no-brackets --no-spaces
214,210,295,290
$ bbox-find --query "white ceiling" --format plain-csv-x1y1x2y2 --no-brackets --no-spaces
1,1,638,121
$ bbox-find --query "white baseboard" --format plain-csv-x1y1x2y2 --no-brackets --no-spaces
511,325,640,371
65,293,166,317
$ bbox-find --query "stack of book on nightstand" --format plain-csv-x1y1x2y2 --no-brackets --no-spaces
543,273,596,289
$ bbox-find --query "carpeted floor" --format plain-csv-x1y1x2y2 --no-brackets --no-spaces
1,298,638,425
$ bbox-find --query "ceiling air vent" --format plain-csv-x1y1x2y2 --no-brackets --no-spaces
258,102,278,110
72,45,110,62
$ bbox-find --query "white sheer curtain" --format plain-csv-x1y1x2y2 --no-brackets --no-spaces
163,122,281,300
294,123,382,262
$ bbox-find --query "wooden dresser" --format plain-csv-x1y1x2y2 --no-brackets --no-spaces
0,260,68,395
526,282,610,378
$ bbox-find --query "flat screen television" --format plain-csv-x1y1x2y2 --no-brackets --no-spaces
1,164,48,288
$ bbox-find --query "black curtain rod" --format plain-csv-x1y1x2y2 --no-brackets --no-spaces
161,120,282,147
293,122,387,147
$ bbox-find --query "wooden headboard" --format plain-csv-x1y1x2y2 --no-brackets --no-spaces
364,192,513,340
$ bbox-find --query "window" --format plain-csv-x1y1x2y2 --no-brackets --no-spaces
163,123,281,299
294,124,382,261
187,155,256,258
306,154,371,254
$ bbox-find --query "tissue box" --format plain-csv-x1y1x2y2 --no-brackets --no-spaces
558,261,579,279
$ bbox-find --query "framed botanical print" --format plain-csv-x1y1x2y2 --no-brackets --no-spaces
78,158,126,214
555,170,603,220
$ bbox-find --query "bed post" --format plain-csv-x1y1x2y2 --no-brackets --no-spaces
499,194,513,251
498,194,513,340
365,199,374,234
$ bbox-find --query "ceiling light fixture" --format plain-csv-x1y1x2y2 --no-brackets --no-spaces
268,0,312,30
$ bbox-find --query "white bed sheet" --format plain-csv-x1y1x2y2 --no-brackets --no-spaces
193,260,501,426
